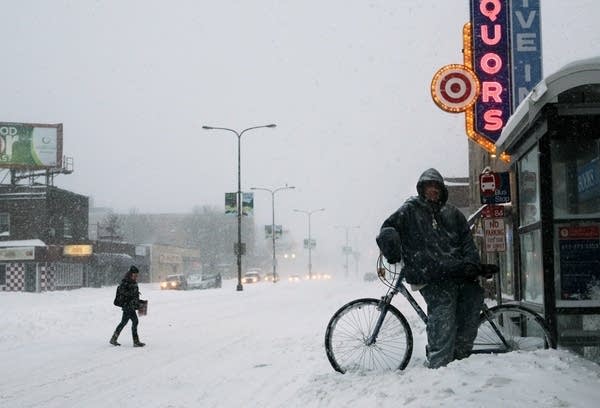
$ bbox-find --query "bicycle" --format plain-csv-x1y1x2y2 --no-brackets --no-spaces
324,255,556,373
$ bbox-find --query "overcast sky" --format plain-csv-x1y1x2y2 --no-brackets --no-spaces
1,1,599,271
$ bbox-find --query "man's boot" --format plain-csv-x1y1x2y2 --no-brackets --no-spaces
133,335,146,347
109,331,121,346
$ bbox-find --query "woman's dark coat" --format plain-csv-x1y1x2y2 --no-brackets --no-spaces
116,271,141,310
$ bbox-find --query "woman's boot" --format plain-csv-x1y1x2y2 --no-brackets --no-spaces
109,331,121,346
133,335,145,347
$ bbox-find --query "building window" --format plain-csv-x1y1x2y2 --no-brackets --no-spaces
0,264,6,285
0,213,9,237
64,218,72,238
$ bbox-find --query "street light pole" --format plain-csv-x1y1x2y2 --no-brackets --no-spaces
334,225,360,278
202,124,276,291
250,185,295,283
294,208,325,279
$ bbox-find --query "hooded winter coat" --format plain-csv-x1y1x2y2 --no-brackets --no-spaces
380,168,480,285
116,270,141,310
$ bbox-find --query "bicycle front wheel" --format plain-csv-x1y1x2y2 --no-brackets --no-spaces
324,298,413,373
474,304,555,354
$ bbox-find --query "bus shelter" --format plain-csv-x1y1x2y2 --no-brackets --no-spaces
496,57,600,359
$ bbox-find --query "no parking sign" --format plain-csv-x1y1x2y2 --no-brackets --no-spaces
483,218,506,252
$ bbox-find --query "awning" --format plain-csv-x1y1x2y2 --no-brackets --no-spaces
0,239,46,248
93,252,134,267
496,56,600,157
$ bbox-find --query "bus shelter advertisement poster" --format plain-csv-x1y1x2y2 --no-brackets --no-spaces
558,225,600,300
0,123,61,168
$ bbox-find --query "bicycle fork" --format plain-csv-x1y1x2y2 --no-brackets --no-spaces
478,308,512,351
366,295,393,346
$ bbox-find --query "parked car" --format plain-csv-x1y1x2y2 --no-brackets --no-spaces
242,271,261,284
161,274,188,290
188,273,222,290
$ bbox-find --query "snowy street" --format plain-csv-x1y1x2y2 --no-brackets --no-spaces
1,277,599,408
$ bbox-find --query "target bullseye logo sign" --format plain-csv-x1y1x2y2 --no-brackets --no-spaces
431,64,480,113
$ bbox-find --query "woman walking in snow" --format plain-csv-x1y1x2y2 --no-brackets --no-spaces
110,265,146,347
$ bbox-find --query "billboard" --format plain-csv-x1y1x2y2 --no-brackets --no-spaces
0,122,63,169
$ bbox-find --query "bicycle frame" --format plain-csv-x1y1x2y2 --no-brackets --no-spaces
369,267,512,351
367,275,427,345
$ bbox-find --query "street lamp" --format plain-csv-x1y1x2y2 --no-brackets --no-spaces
203,123,277,291
293,208,325,279
251,185,295,283
334,225,360,278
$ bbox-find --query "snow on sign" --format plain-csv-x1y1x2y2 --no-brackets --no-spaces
479,171,511,204
483,218,506,252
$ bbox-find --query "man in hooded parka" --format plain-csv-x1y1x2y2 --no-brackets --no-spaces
378,168,484,368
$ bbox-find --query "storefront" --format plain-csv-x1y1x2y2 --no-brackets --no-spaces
497,57,600,357
0,240,49,292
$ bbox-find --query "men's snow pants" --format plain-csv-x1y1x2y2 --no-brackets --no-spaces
419,279,484,368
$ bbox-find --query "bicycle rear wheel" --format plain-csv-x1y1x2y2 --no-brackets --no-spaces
324,298,413,373
473,304,555,354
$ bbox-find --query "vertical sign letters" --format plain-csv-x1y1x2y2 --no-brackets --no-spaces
510,0,542,108
470,0,512,143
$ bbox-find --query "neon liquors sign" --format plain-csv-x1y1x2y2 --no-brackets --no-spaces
431,0,542,159
470,0,511,142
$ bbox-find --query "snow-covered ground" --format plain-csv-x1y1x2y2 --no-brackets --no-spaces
1,277,599,408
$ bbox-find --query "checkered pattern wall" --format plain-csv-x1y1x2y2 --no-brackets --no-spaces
1,263,25,291
40,264,55,291
0,262,55,292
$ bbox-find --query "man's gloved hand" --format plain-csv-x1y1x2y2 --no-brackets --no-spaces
463,262,481,280
376,227,402,264
442,258,480,280
480,264,499,279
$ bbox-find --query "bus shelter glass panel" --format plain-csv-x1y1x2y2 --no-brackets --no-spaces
499,219,515,298
551,136,600,219
551,129,600,307
553,223,600,305
518,148,541,226
520,229,544,304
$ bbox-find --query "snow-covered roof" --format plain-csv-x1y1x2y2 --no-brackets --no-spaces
496,56,600,156
0,239,47,247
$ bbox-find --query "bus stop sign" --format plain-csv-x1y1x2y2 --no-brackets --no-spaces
479,172,511,204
